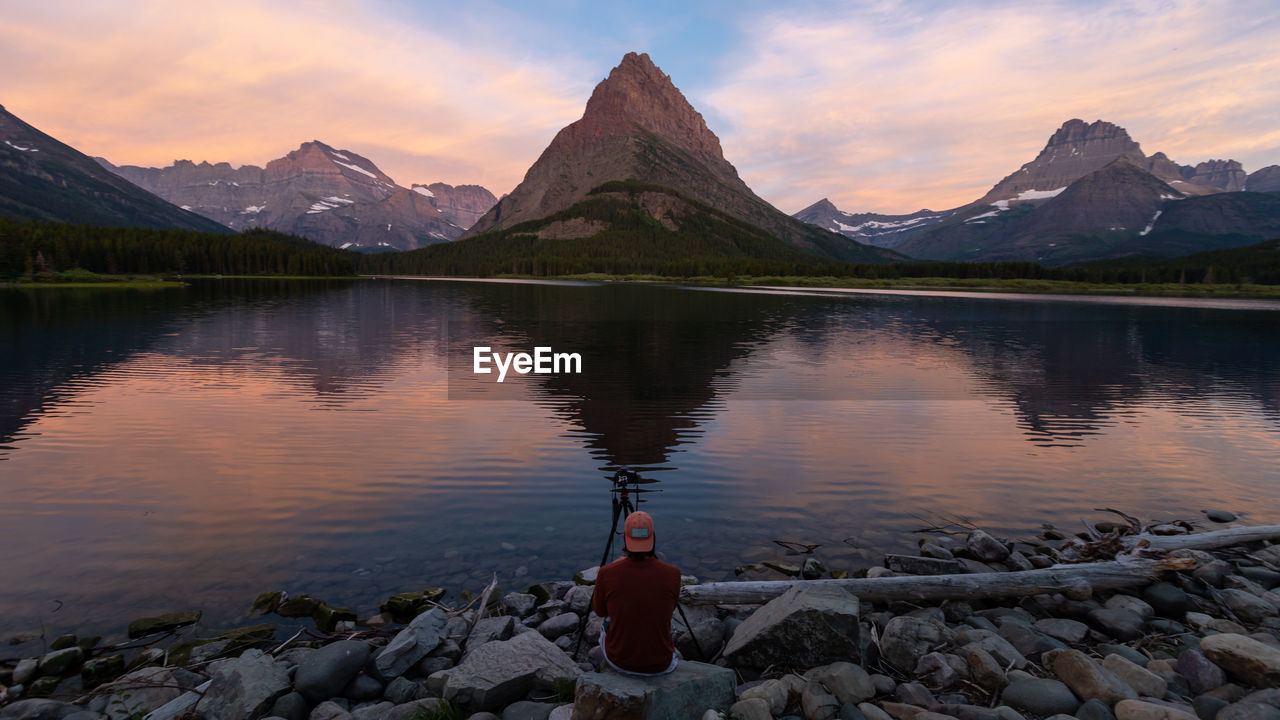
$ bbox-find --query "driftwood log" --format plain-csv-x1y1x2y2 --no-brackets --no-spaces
679,524,1280,607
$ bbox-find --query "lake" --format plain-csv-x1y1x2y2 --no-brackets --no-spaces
2,279,1279,643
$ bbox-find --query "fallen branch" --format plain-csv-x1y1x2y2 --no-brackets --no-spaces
680,556,1194,606
682,525,1280,606
1122,524,1280,551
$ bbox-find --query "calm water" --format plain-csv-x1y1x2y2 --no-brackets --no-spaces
2,279,1279,643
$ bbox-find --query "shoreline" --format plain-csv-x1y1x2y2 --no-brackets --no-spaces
3,516,1279,720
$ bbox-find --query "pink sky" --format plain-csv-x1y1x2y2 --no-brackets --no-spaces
1,0,1277,214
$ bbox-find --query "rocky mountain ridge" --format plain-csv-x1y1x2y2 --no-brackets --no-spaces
803,118,1279,264
0,104,228,233
101,143,497,251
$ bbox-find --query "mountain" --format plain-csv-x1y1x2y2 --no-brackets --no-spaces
463,52,895,263
888,119,1278,264
100,142,497,251
791,199,957,249
0,104,227,232
1247,166,1280,192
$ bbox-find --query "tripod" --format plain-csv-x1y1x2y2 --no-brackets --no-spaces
574,469,706,663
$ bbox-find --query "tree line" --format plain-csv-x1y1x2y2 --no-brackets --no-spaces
0,219,356,279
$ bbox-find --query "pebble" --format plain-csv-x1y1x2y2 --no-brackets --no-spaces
1000,678,1081,717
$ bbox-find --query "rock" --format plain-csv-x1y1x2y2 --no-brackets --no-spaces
503,593,539,619
1098,644,1148,668
804,680,842,720
958,631,1026,670
1192,696,1229,720
564,585,594,615
37,647,82,677
879,702,926,720
1199,633,1280,687
998,621,1064,657
1219,589,1279,624
885,555,967,576
196,649,292,720
572,660,733,719
1105,596,1155,621
438,631,581,712
967,531,1011,563
12,659,38,685
914,653,959,689
249,590,283,616
343,673,384,702
313,604,357,632
1088,608,1145,641
468,616,517,652
277,594,322,617
537,613,579,641
1077,699,1117,720
1102,655,1166,698
295,641,371,703
1143,583,1191,618
127,610,202,638
550,708,574,720
1114,700,1197,720
1174,650,1226,695
804,558,829,579
0,699,84,720
270,692,308,720
352,703,395,720
896,682,935,707
1051,649,1137,705
384,699,448,720
1005,553,1035,573
920,543,953,560
879,616,950,672
375,608,447,678
739,678,791,716
729,697,773,720
501,700,556,720
383,676,424,704
1240,567,1280,590
101,667,183,720
81,654,126,687
25,676,60,698
722,584,861,669
964,646,1006,690
1204,510,1237,523
309,701,352,720
1000,678,1080,717
803,662,875,705
861,704,894,720
1217,704,1280,720
1036,618,1089,644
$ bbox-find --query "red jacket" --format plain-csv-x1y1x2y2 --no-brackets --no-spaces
591,555,681,673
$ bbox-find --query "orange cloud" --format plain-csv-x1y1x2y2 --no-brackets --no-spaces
708,0,1280,213
0,0,593,192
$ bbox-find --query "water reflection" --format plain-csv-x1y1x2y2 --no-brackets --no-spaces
1,280,1278,643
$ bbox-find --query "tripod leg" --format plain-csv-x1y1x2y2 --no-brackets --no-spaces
600,495,622,569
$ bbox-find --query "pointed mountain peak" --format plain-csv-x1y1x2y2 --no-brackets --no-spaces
575,52,727,167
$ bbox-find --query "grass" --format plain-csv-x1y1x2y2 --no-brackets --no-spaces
473,273,1280,298
1,269,183,288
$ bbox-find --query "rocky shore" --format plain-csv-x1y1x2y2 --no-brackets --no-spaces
2,515,1279,720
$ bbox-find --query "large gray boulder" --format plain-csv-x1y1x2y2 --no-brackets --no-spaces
1001,678,1080,717
722,584,861,669
195,649,292,720
147,680,213,720
1050,649,1137,705
438,630,582,712
375,608,447,679
571,660,734,720
295,641,372,703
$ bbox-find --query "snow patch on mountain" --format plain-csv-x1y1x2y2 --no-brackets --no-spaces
5,140,37,152
333,160,377,179
413,186,435,198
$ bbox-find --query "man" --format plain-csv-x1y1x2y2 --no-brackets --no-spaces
590,510,682,675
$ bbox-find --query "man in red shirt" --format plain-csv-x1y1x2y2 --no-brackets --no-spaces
590,510,682,675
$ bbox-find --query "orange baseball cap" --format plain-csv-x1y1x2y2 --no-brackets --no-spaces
623,511,656,553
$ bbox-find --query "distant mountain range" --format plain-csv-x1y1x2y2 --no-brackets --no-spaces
98,143,497,251
0,104,227,233
798,118,1280,265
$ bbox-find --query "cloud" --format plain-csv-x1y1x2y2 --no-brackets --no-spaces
0,0,595,192
707,0,1280,213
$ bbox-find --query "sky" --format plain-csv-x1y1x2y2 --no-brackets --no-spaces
1,0,1278,214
